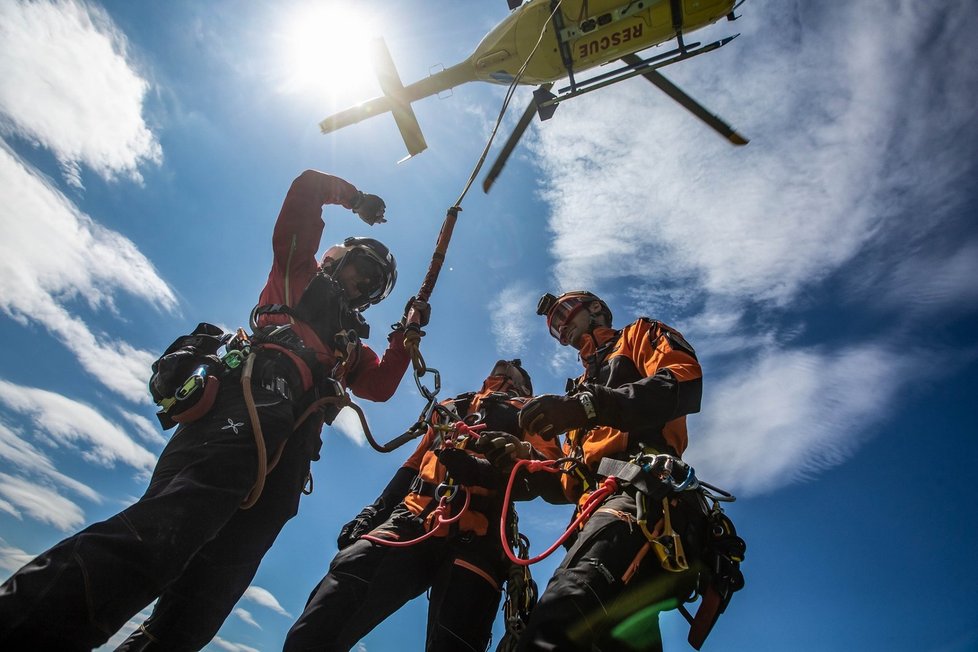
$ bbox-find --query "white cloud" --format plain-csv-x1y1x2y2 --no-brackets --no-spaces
689,344,912,495
0,0,162,186
330,405,367,447
533,0,977,310
243,585,293,618
0,419,101,502
0,145,176,402
0,379,157,472
116,409,168,446
877,240,978,317
0,472,86,531
527,1,978,493
489,283,536,356
210,636,261,652
97,604,154,650
0,537,35,575
547,341,581,379
233,607,262,630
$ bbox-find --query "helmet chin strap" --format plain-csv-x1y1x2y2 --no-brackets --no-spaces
587,311,602,332
577,311,603,346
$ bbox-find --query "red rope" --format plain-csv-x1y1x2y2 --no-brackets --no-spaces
500,459,620,566
439,421,487,449
361,489,471,548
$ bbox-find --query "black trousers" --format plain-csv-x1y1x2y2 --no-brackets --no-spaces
0,371,311,651
284,505,508,652
515,493,701,652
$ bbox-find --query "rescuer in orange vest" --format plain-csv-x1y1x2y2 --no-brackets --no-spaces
285,360,562,652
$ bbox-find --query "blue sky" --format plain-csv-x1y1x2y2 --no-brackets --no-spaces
1,1,976,650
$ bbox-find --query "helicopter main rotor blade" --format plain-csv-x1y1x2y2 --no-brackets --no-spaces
620,53,748,146
482,83,554,193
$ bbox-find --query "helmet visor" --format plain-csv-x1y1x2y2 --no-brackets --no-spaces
546,296,587,344
350,254,387,307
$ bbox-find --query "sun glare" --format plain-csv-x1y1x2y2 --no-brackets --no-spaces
277,4,380,103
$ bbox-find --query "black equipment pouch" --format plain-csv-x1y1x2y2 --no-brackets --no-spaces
150,322,231,430
686,506,746,649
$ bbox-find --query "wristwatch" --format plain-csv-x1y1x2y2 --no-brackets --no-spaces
577,391,597,421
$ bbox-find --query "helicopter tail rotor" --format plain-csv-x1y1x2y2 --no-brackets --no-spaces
371,38,428,161
319,38,429,161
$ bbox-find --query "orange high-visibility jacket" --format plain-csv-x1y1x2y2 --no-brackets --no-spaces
562,318,702,503
403,380,563,536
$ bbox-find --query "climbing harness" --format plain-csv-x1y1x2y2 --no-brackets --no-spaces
360,483,471,548
497,527,539,652
498,457,618,566
496,450,745,648
678,487,746,650
359,418,488,550
596,452,746,649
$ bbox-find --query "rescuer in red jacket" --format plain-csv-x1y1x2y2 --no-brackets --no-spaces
0,170,416,652
284,360,562,652
515,290,707,652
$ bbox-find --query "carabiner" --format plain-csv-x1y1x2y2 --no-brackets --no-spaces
435,482,460,504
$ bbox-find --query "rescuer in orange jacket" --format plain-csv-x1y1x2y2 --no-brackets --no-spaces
284,360,563,652
515,290,707,652
0,170,417,652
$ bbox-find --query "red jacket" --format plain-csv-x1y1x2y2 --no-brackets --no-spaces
255,170,409,401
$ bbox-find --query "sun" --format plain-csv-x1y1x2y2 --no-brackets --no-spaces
276,3,380,103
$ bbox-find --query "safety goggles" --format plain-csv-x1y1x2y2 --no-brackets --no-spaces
546,296,588,344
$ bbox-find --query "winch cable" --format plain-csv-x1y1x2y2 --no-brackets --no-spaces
392,2,564,449
450,0,563,209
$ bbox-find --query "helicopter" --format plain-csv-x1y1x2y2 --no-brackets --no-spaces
320,0,748,192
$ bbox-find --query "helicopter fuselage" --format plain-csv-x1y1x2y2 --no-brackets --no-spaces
469,0,735,85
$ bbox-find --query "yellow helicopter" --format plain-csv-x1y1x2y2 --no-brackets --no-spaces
320,0,748,192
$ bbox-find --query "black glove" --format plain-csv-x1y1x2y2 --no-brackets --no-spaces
518,393,596,440
335,466,416,549
402,296,431,328
435,448,498,488
391,297,430,340
351,191,386,225
472,431,533,471
336,504,383,550
149,347,199,404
